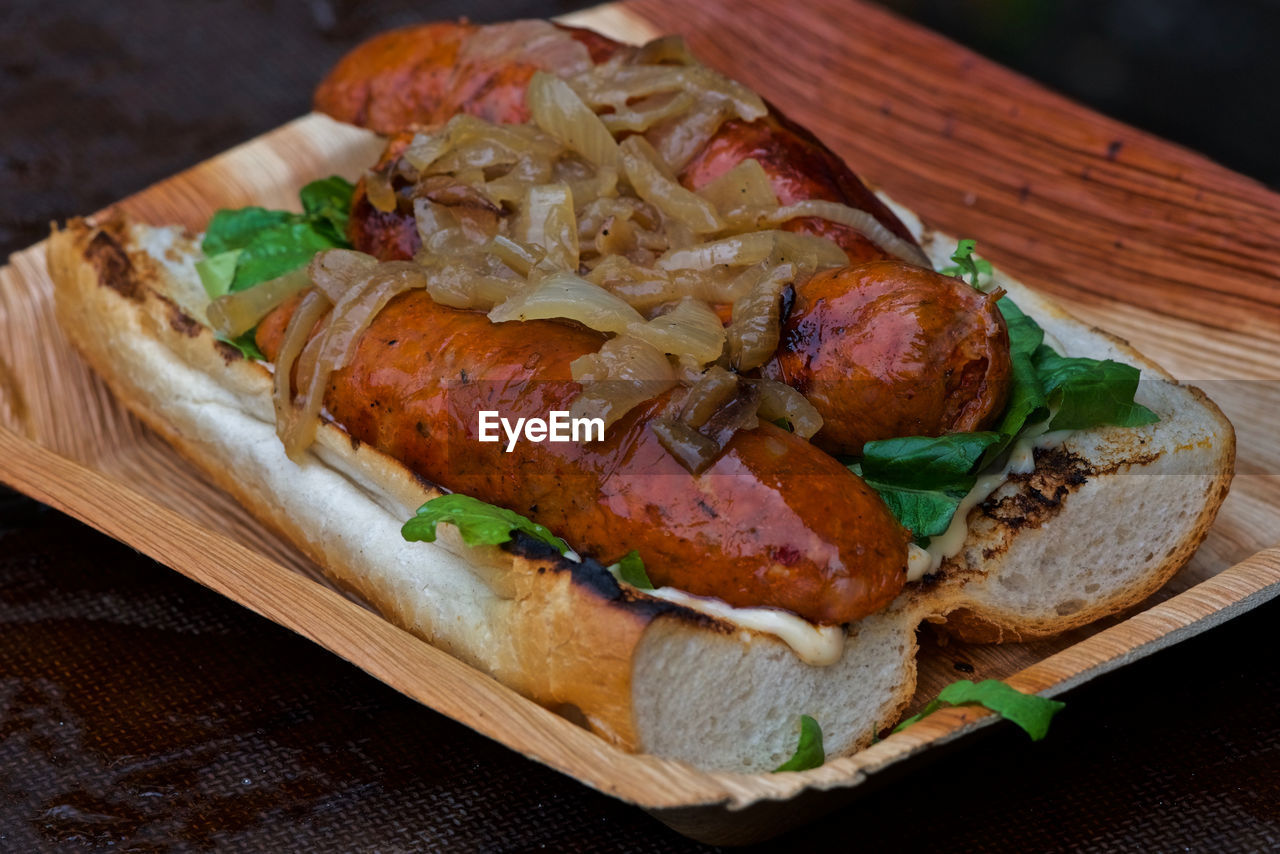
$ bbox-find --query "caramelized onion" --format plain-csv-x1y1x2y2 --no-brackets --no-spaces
569,336,677,429
647,99,735,173
420,259,519,310
512,183,579,270
363,168,398,213
751,378,823,439
656,230,781,271
484,234,543,276
697,157,778,217
207,266,312,338
620,136,723,234
280,258,427,460
726,262,795,370
598,91,696,134
677,365,739,428
463,20,593,78
273,288,332,462
769,231,850,270
626,297,725,364
527,71,619,196
309,249,379,302
762,200,931,267
652,418,721,474
488,271,644,333
634,34,697,66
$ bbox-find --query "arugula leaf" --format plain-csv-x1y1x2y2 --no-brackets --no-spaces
615,549,654,590
195,249,243,300
940,238,993,288
858,433,1002,541
199,176,357,294
861,433,1002,491
858,481,964,543
978,297,1051,467
402,494,570,555
773,715,825,772
893,679,1064,741
202,207,294,255
300,176,355,243
1033,346,1159,431
229,221,343,292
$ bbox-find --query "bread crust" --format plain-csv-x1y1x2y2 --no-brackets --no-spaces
47,210,1234,772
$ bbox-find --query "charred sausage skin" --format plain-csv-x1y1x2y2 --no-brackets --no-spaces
764,262,1012,456
256,291,910,626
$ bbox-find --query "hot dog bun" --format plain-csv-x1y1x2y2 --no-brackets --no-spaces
48,200,1231,772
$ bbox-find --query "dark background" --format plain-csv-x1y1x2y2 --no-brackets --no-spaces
1,1,1277,850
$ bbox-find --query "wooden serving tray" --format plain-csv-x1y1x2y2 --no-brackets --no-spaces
2,2,1278,845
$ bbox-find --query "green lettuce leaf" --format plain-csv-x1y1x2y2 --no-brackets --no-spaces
939,238,993,288
615,549,654,590
199,176,356,294
202,207,294,255
893,679,1065,741
773,715,825,772
1034,346,1159,431
300,176,355,243
402,494,570,555
228,221,343,292
217,330,265,361
861,432,1002,491
858,432,1002,541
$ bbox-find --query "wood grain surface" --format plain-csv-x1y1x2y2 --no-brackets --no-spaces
0,2,1277,844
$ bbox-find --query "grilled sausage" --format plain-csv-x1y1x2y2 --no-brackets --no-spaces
256,290,909,625
763,262,1012,456
314,21,623,133
319,22,1010,462
317,20,920,266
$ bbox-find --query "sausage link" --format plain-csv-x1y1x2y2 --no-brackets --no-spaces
318,22,1010,461
315,22,622,133
763,261,1012,455
317,20,919,265
256,291,909,625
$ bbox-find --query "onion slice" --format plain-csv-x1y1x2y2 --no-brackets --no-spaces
488,270,645,334
527,71,619,196
512,183,580,271
726,261,796,370
656,230,781,271
273,288,333,462
751,378,823,439
363,168,398,213
625,297,725,364
696,157,778,216
280,258,427,460
569,335,677,429
620,135,723,234
761,200,930,267
208,266,312,338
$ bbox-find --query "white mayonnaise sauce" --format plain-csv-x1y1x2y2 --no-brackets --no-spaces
603,564,846,666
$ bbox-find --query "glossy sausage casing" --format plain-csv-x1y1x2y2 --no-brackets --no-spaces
763,262,1012,455
256,291,909,625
